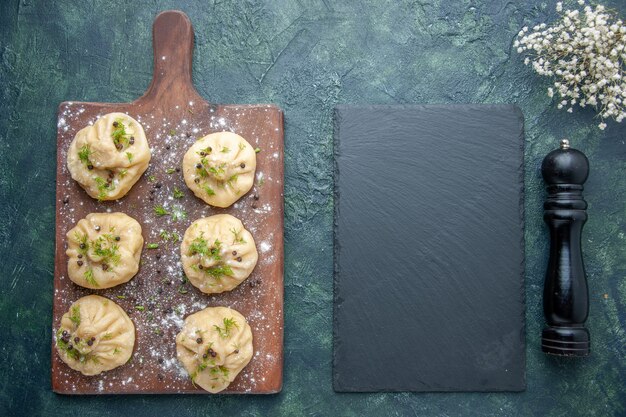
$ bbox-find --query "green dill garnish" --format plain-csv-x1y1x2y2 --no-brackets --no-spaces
126,152,133,163
173,187,184,199
189,235,222,260
204,265,234,278
213,317,238,339
84,267,98,287
56,330,80,361
78,144,93,166
257,176,265,187
116,295,127,300
171,232,181,243
69,305,81,327
221,146,230,153
169,129,177,136
153,205,169,216
119,169,128,178
113,347,121,355
238,143,245,151
74,232,89,256
111,118,131,149
135,305,145,312
203,185,216,196
147,175,156,182
230,228,246,244
178,285,188,294
146,243,159,249
92,234,121,267
171,206,187,222
159,230,170,241
102,333,113,340
93,176,113,201
153,327,162,335
166,168,176,174
254,147,261,153
207,163,226,177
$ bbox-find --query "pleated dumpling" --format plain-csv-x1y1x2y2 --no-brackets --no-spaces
182,132,256,208
55,295,135,376
67,112,150,201
180,214,258,294
176,306,253,393
66,212,143,289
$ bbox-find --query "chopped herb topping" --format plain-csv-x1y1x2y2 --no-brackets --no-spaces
135,305,145,312
153,205,170,216
254,147,261,153
204,265,234,278
203,185,216,196
171,206,187,222
173,187,184,199
116,295,127,300
230,228,246,245
84,267,98,287
118,169,128,178
238,143,245,151
146,243,159,249
102,333,113,340
126,152,134,163
169,129,176,136
221,146,230,153
78,144,93,166
214,317,238,339
93,176,114,201
166,168,176,174
69,305,81,327
111,118,132,150
147,175,156,182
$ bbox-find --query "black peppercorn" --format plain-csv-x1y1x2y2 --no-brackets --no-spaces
74,336,80,343
112,121,119,128
240,163,245,168
87,339,93,346
237,257,242,262
102,264,108,271
62,330,69,337
194,178,200,184
77,254,83,259
77,260,83,267
108,172,115,179
79,243,86,250
158,358,164,364
186,132,191,137
234,349,239,354
115,236,120,241
156,254,161,260
95,225,101,231
200,152,205,156
175,167,180,173
165,145,170,150
115,143,123,151
198,265,203,270
155,182,162,189
253,194,259,200
87,164,94,170
232,251,237,256
91,336,96,341
210,351,217,357
196,163,202,169
67,344,73,350
149,196,154,201
129,137,135,145
196,337,203,344
63,197,70,204
203,353,208,359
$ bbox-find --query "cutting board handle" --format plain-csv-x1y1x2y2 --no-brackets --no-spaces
135,10,205,107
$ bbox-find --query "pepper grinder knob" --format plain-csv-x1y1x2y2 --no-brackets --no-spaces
541,139,590,356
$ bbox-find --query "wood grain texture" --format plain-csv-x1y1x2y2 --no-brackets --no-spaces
333,104,526,392
51,10,284,394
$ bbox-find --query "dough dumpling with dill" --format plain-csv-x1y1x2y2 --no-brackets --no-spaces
66,212,143,289
182,132,256,208
180,214,258,294
67,112,150,201
55,295,135,376
176,306,253,393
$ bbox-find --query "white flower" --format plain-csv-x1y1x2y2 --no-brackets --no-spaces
516,1,625,129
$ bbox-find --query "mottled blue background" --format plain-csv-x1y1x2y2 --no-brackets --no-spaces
1,0,625,416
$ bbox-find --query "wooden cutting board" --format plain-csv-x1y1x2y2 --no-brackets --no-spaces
51,10,284,394
333,105,525,392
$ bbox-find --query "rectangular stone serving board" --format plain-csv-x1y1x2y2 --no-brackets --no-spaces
51,10,284,394
333,104,526,392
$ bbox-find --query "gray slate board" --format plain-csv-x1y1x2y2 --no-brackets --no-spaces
333,104,526,392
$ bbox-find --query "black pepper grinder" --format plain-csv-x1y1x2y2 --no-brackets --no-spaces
541,139,590,357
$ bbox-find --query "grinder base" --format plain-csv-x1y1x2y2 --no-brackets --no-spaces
542,326,590,357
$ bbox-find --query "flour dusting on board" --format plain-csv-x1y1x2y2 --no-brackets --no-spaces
52,99,284,394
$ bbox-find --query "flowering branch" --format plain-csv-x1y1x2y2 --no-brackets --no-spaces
515,1,625,130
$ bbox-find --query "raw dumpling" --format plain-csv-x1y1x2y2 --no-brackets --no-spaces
176,306,253,393
180,214,258,294
182,132,256,208
67,112,151,201
55,295,135,376
66,212,143,289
